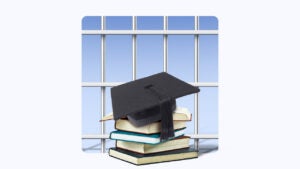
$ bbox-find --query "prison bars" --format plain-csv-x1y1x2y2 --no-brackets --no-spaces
100,16,106,153
194,16,199,151
82,16,219,153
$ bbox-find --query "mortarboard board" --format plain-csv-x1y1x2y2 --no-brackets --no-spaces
111,72,199,141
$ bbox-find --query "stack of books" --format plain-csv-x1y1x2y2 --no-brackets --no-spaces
102,107,198,165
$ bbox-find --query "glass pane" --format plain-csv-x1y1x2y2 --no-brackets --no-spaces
199,87,218,134
199,16,218,30
82,16,101,30
106,16,132,30
136,17,164,78
168,34,194,131
105,87,114,133
106,35,132,82
168,16,195,30
137,35,163,78
137,16,163,30
199,35,218,82
82,87,101,135
168,35,194,81
105,87,115,150
82,35,101,82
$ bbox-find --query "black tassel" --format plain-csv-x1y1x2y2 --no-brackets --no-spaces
144,85,175,141
160,99,174,142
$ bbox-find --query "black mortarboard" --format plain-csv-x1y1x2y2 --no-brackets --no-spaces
111,72,199,141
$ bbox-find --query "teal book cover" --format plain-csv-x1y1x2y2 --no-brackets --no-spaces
110,128,186,144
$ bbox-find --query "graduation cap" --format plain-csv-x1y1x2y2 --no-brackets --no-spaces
111,72,199,141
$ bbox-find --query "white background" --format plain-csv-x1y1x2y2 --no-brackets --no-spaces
0,0,300,168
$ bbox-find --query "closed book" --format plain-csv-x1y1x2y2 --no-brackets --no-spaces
110,128,185,144
116,136,190,154
109,147,198,165
115,119,186,134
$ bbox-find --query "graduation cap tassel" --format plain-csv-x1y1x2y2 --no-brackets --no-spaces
142,84,176,141
160,99,175,142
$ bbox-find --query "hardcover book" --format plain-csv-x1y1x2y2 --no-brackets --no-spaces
109,147,198,165
115,119,186,134
116,136,190,154
110,128,186,144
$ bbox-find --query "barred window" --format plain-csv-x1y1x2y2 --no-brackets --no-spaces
82,16,218,153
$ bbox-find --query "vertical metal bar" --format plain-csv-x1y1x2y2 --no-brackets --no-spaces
163,16,168,72
132,16,137,80
194,16,199,151
101,16,106,153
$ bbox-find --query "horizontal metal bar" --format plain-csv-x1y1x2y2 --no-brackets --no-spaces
82,30,218,35
82,82,123,87
82,82,218,87
186,134,218,139
82,134,110,139
82,134,218,139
